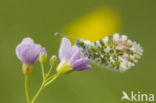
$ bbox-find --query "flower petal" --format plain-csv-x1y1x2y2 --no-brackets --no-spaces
72,57,90,70
59,38,72,60
74,64,91,71
21,37,34,44
69,46,81,64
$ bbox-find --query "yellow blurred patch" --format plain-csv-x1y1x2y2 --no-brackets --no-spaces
63,7,121,42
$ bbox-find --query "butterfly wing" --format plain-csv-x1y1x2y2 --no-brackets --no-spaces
76,34,143,72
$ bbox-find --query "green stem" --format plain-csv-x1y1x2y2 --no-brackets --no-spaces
31,73,60,103
31,82,45,103
44,73,60,87
25,75,30,103
41,63,45,81
46,66,53,78
45,74,56,83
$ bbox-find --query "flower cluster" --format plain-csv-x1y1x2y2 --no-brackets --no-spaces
16,37,91,74
76,33,143,72
15,36,92,103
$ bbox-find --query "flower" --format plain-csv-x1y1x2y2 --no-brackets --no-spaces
16,37,41,74
56,38,91,74
39,48,47,63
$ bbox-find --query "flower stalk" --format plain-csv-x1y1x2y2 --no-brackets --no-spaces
46,66,53,79
31,82,45,103
25,75,30,103
41,63,45,81
44,72,61,87
30,73,60,103
30,63,61,103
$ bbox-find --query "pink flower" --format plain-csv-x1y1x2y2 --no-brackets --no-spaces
16,37,41,65
57,38,91,74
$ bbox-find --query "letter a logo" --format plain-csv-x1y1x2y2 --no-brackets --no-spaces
121,91,131,101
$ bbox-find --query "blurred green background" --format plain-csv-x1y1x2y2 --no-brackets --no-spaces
0,0,156,103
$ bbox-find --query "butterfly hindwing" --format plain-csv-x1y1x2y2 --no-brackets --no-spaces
75,33,143,72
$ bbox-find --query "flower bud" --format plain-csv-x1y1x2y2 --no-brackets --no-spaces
56,59,73,75
39,48,47,63
22,64,32,74
50,55,57,66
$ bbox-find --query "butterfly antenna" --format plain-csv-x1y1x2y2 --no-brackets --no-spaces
55,32,77,40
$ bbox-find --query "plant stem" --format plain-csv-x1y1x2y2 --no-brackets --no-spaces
46,66,53,78
31,82,45,103
44,73,60,87
41,63,45,81
25,75,30,103
31,73,60,103
45,74,55,83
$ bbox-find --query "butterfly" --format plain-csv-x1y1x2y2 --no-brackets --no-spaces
55,33,143,72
